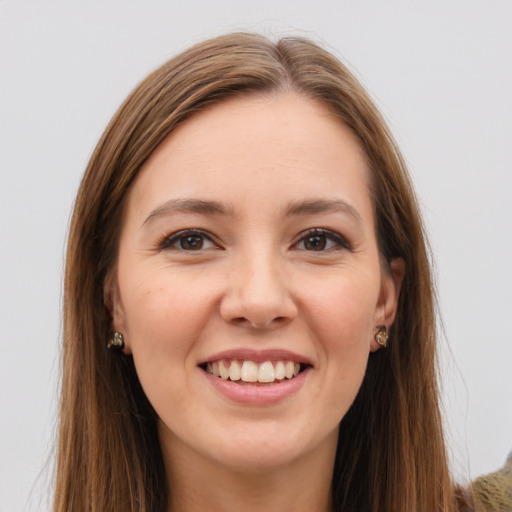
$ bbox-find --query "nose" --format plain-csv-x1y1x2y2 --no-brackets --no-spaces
219,250,297,330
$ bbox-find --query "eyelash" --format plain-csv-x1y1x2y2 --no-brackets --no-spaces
293,228,351,252
158,229,219,251
158,228,350,252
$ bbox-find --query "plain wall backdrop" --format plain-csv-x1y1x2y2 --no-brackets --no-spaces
1,1,511,510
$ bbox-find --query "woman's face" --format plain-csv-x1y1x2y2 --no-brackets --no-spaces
110,93,402,472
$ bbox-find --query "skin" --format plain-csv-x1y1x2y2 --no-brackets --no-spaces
109,93,404,512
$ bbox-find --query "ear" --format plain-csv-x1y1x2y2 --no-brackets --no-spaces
370,257,405,352
103,269,131,354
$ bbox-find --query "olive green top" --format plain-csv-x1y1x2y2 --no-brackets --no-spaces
472,452,512,512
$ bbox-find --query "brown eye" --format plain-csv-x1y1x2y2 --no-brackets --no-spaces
295,229,350,252
180,235,204,250
304,234,327,251
160,230,217,251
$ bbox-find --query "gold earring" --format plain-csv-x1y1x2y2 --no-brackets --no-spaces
108,331,125,350
375,325,389,347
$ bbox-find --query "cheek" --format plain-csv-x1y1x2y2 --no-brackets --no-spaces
300,271,379,410
119,265,216,362
303,271,380,349
117,269,214,416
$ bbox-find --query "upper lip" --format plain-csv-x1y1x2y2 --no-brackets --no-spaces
198,348,313,366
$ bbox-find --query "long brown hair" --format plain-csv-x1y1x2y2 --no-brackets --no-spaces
55,32,470,512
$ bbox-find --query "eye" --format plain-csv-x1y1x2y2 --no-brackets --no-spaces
294,229,349,252
159,229,218,251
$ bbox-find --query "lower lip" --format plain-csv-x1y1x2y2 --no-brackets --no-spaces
203,367,310,405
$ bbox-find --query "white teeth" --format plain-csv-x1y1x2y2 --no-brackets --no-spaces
258,361,275,383
285,361,294,379
241,361,258,382
228,360,241,381
219,360,229,380
205,359,305,383
275,361,286,380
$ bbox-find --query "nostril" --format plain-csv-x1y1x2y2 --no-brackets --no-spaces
247,316,290,329
219,282,298,328
228,317,285,329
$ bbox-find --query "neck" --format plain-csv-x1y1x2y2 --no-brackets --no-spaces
161,430,337,512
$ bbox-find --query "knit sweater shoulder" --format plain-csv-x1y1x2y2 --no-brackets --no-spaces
472,452,512,512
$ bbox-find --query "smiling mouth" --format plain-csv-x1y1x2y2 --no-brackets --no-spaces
200,359,309,384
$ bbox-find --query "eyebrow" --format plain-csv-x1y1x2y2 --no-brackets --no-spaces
142,198,232,226
142,197,362,227
284,199,362,224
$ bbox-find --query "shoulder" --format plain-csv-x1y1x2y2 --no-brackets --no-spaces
472,452,512,512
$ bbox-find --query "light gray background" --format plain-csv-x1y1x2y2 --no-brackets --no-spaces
1,1,511,510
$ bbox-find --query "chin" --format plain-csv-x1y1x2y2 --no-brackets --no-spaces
208,440,308,473
200,420,337,474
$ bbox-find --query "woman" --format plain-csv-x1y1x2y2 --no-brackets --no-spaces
54,32,474,511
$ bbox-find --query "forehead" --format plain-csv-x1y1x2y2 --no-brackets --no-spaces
127,92,372,220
